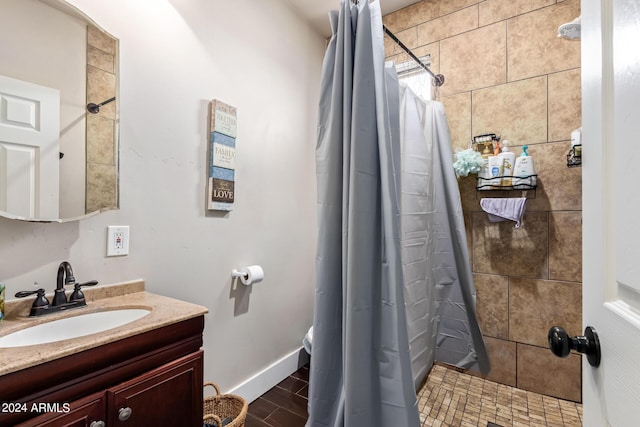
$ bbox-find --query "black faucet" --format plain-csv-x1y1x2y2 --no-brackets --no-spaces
54,261,76,306
15,261,99,317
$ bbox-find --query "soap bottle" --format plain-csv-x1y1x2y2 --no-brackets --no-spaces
498,140,516,186
513,145,536,189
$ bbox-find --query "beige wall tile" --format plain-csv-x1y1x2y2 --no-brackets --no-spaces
464,336,517,387
413,42,440,73
385,34,398,58
416,5,479,47
484,336,517,386
383,0,439,32
87,66,116,120
472,211,549,278
472,76,547,146
88,46,114,74
479,0,555,27
88,25,117,55
393,27,419,52
440,0,482,16
549,212,582,282
526,142,582,211
464,211,473,259
386,27,419,56
459,174,481,212
517,343,581,402
548,68,581,142
440,21,506,96
474,273,509,339
507,0,581,81
87,115,115,165
86,163,117,212
509,278,582,347
442,91,471,152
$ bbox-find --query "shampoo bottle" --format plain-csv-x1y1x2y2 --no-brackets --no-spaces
478,144,491,183
513,145,536,189
488,155,503,188
498,140,516,186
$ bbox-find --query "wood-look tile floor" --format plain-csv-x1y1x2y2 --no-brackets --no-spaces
245,365,309,427
245,363,583,427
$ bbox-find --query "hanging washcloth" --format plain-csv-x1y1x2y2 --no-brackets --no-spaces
480,197,527,228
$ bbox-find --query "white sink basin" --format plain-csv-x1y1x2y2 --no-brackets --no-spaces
0,308,151,348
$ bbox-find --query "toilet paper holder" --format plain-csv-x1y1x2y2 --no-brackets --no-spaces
231,265,264,286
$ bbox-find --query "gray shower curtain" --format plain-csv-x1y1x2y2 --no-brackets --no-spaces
398,84,490,389
308,1,489,426
307,1,420,426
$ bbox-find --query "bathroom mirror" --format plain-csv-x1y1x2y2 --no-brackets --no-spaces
0,0,119,222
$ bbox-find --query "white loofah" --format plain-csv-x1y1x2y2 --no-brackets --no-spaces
453,148,485,177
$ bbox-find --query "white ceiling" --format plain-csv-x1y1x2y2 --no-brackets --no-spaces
286,0,420,38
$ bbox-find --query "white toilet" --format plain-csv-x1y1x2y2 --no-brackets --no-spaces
302,326,313,355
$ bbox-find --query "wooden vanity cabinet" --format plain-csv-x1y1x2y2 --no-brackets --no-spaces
16,351,202,427
2,316,205,427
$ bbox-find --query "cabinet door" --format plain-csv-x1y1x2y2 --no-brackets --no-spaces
15,392,106,427
107,350,203,427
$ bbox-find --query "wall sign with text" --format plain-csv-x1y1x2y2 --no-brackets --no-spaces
208,99,237,211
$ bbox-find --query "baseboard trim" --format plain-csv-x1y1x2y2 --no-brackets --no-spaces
227,347,309,403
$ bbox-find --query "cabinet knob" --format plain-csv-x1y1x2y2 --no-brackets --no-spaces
118,407,133,421
90,421,106,427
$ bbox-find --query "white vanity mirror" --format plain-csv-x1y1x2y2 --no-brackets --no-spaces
0,0,119,222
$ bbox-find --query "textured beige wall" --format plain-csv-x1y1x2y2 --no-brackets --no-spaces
384,0,583,402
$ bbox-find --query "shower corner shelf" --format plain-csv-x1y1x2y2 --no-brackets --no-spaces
475,175,538,198
567,144,582,167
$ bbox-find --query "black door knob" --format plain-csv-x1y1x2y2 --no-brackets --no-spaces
548,326,601,367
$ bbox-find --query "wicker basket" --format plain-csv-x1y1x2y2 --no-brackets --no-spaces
203,382,248,427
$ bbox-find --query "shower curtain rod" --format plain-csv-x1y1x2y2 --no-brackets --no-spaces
382,25,445,87
349,0,444,86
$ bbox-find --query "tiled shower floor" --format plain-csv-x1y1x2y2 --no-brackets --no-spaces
246,363,583,427
419,365,583,427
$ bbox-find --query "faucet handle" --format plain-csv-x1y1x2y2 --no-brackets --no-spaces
69,280,99,303
15,289,50,314
15,288,49,304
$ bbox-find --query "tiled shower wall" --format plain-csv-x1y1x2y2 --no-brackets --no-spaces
383,0,582,402
86,25,118,213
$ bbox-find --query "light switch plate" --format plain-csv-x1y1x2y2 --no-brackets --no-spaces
107,225,129,256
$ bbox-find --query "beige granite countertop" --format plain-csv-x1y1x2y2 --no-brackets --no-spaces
0,280,208,376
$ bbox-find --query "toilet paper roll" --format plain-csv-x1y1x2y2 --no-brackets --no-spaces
240,265,264,286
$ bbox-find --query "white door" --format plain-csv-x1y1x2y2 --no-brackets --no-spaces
582,1,640,426
0,74,60,219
